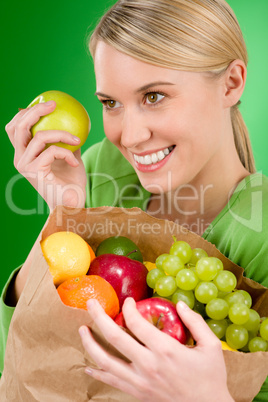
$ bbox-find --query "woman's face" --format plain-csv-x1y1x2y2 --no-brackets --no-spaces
94,41,229,194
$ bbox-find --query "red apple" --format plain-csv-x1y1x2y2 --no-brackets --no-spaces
115,297,187,344
88,254,153,308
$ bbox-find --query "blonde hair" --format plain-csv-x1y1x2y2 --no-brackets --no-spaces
90,0,255,172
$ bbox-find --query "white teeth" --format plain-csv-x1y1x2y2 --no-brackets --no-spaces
157,150,165,161
164,148,169,155
139,156,145,164
151,153,158,163
144,155,152,165
134,146,174,165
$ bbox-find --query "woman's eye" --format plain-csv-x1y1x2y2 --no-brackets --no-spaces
107,100,117,108
145,93,165,105
101,99,121,110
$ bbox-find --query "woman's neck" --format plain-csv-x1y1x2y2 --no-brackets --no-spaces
146,159,250,236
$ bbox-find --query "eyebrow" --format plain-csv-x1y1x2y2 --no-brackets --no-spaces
95,81,175,98
136,81,175,93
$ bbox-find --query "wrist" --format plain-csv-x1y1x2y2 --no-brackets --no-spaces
208,387,234,402
196,383,234,402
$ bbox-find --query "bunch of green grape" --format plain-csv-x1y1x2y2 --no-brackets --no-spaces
146,238,268,352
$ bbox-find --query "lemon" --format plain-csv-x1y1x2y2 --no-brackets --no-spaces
221,340,237,351
41,231,91,286
143,261,157,271
96,236,143,262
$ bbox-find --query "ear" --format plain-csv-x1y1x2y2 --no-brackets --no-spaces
222,59,247,108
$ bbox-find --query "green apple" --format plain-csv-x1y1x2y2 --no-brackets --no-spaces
28,90,91,152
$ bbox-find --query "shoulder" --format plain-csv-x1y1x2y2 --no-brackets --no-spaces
227,173,268,228
82,138,133,177
81,138,151,209
211,173,268,234
204,174,268,287
82,138,120,171
231,173,268,201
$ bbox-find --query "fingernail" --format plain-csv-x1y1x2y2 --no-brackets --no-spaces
45,101,54,106
85,367,93,376
178,301,190,310
125,297,135,305
79,326,88,337
87,299,96,309
72,136,80,143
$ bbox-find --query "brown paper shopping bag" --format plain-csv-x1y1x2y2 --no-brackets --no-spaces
0,206,268,402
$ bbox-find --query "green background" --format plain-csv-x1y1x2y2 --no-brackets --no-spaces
1,0,268,291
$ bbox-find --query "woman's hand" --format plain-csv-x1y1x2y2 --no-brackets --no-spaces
6,101,87,210
79,298,233,402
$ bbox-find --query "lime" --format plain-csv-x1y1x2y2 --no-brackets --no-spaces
96,236,143,262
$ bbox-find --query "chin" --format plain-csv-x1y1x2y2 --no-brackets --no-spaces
138,174,174,195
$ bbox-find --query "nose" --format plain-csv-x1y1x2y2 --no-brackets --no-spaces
120,108,151,149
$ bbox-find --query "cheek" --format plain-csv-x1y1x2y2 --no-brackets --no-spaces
167,100,223,169
176,97,222,144
103,114,121,146
103,114,132,162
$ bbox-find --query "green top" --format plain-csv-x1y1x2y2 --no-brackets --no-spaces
1,137,268,400
82,138,151,210
83,139,268,287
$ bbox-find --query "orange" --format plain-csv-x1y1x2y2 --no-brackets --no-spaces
41,231,91,286
57,275,120,318
86,242,96,263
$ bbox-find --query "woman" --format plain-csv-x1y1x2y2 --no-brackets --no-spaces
2,0,268,400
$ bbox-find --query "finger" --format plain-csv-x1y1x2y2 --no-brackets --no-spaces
176,301,220,347
84,367,142,400
122,298,181,352
24,145,80,176
73,148,82,160
5,108,30,146
14,101,56,163
79,325,140,388
79,325,129,370
84,365,141,400
86,299,149,363
17,130,80,169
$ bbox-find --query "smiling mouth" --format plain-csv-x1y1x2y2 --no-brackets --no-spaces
133,146,175,165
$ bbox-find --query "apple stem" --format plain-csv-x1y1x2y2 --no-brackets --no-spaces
126,249,137,257
156,313,164,329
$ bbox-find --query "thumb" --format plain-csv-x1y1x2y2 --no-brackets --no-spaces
176,301,220,347
73,148,82,158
